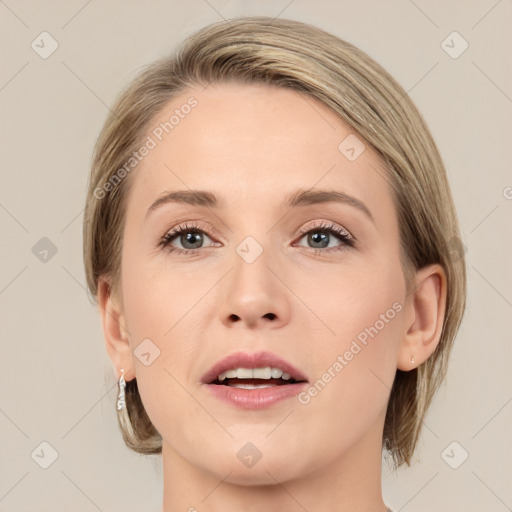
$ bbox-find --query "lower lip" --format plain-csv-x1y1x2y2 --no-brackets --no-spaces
204,382,308,410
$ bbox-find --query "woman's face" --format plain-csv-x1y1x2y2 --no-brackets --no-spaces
117,81,409,483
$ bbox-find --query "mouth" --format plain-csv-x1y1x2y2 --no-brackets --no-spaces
201,350,308,386
201,351,308,409
211,373,304,389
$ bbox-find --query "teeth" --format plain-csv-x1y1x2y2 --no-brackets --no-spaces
218,367,292,382
230,383,275,389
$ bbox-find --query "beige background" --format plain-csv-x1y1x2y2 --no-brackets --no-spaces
1,1,511,511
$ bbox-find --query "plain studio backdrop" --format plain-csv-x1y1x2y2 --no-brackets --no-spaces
0,1,511,511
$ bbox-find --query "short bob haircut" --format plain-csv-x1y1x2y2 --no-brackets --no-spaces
83,16,467,469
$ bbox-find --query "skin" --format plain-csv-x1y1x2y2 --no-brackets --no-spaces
98,81,447,512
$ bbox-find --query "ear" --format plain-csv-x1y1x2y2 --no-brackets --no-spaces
97,276,135,380
397,263,447,371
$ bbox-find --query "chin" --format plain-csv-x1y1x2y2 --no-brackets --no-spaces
199,437,312,486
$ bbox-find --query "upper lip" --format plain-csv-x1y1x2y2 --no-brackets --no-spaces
201,351,309,384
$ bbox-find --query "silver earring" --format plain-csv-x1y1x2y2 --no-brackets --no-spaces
411,355,415,364
117,368,126,411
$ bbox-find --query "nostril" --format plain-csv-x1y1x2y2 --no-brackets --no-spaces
264,313,276,320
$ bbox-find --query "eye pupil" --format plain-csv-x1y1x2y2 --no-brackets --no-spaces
309,232,329,248
182,231,203,249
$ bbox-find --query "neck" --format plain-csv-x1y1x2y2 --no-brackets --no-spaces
161,413,388,512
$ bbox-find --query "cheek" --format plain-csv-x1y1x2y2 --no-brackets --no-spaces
294,257,404,427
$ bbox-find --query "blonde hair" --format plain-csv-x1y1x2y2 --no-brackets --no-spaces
83,16,467,468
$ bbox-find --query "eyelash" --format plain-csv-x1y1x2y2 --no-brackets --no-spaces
159,221,356,257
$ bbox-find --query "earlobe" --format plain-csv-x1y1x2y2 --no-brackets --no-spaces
97,276,135,380
397,264,447,371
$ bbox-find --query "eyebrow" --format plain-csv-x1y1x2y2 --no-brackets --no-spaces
146,188,374,223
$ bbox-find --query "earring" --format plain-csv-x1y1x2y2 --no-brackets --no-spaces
116,368,126,411
411,355,415,364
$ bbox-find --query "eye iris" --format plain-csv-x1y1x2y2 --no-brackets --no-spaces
309,231,329,248
182,231,203,249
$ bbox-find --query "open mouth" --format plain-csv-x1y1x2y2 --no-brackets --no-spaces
210,377,304,388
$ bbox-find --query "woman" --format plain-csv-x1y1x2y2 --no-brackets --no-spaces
83,16,466,512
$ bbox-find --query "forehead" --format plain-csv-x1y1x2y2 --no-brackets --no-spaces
125,81,395,226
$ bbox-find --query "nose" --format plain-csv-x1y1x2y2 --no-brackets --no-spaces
219,249,291,330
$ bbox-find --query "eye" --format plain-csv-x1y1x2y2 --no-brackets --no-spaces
294,221,355,252
159,222,216,255
159,220,356,256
